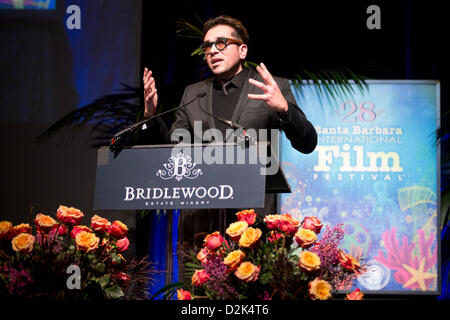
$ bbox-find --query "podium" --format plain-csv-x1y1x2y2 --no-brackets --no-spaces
94,142,291,285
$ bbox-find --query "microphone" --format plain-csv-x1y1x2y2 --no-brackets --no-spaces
110,91,206,148
198,104,244,130
198,103,254,148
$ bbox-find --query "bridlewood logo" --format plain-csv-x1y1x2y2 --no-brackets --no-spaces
156,152,203,181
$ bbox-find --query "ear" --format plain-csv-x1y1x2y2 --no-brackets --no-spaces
239,44,248,60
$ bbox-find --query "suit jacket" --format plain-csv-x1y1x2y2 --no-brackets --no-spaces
139,67,316,156
169,67,317,154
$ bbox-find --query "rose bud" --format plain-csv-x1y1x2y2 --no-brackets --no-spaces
108,220,128,239
346,288,364,300
56,205,84,226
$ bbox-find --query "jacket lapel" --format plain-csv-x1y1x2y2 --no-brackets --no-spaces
203,79,216,130
231,67,258,124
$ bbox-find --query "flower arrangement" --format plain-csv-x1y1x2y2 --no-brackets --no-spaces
175,209,365,300
0,205,156,300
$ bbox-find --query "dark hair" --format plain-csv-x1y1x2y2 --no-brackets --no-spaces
203,15,249,44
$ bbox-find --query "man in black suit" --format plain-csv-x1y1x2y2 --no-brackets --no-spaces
142,15,317,153
141,15,317,254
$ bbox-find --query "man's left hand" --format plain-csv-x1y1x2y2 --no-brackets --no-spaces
248,62,288,113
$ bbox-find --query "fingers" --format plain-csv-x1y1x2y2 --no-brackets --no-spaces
256,62,277,86
248,93,269,101
248,78,266,90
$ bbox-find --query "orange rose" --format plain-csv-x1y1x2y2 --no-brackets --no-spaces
346,288,364,300
309,278,332,300
75,231,100,252
224,250,246,270
34,213,58,233
12,223,32,237
203,231,224,251
177,289,192,300
236,209,257,225
70,225,92,239
302,216,323,234
11,233,35,254
196,247,211,264
0,221,13,240
108,220,128,239
91,215,111,233
339,251,361,273
294,228,317,248
192,269,210,287
234,261,260,282
226,221,248,241
298,251,321,272
57,205,84,226
238,227,262,248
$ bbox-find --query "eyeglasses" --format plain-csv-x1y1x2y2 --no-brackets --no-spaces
200,37,244,54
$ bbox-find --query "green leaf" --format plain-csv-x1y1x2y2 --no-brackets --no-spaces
104,284,124,299
111,253,122,265
94,262,106,273
99,274,111,289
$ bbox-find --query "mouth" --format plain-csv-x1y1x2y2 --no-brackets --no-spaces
210,58,223,66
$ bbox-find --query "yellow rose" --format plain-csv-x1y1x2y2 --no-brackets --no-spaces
298,250,321,272
11,233,35,254
234,261,261,282
238,227,262,248
0,221,13,240
294,228,317,248
226,221,248,241
224,250,246,270
75,231,100,252
35,213,58,232
309,277,332,300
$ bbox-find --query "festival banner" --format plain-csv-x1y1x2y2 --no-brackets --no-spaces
280,80,440,294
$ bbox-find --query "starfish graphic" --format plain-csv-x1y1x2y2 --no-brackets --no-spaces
402,258,436,291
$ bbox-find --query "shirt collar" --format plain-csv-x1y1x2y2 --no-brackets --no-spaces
214,67,249,94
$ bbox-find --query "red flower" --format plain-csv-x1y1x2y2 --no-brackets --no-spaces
203,231,224,251
116,237,130,252
56,205,84,226
236,209,257,226
108,220,128,239
302,216,323,234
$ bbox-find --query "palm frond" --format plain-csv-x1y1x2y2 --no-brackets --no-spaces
36,84,142,147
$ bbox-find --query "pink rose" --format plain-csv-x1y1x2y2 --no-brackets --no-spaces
116,237,130,252
56,205,84,226
346,288,364,300
196,247,211,264
203,231,224,251
302,216,323,234
192,269,210,287
108,220,128,239
236,209,257,226
177,289,192,300
91,215,111,233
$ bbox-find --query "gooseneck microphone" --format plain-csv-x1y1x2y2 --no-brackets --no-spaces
110,92,207,148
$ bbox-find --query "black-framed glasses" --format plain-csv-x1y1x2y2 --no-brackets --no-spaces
200,37,244,54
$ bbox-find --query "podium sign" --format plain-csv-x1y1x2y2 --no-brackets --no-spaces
94,144,267,210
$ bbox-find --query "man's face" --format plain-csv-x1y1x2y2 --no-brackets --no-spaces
203,25,247,79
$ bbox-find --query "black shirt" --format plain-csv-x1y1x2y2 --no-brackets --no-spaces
212,67,249,137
